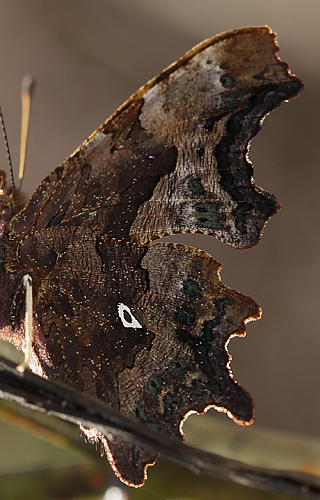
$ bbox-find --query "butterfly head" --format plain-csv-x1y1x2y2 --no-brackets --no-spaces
0,169,26,223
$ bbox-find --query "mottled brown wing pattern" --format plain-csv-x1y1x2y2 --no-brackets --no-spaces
11,228,260,484
0,26,303,487
10,27,301,249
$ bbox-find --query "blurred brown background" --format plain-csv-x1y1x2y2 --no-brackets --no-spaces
0,0,318,454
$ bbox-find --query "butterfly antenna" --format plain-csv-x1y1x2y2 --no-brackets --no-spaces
18,75,36,190
0,105,15,191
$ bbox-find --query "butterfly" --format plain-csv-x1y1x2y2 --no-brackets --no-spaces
0,26,303,486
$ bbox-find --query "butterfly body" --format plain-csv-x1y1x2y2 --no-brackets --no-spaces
0,27,303,486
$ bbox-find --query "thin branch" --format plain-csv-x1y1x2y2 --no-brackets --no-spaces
0,355,319,499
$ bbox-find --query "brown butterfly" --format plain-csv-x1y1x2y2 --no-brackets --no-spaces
0,26,303,486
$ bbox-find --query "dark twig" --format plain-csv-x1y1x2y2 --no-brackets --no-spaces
0,355,319,499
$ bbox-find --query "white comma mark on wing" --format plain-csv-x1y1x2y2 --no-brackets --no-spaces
117,303,142,329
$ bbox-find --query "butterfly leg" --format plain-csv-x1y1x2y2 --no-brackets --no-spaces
17,274,33,373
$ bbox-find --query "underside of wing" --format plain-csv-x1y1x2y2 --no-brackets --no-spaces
9,27,303,249
13,225,260,485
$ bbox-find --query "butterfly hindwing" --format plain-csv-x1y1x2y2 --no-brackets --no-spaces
13,225,260,485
